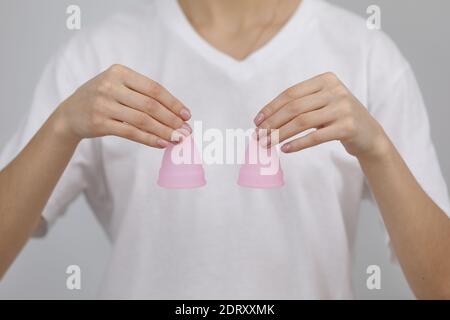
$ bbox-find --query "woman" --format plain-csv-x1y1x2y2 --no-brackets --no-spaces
0,0,449,299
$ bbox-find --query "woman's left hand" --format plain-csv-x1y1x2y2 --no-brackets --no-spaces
254,72,390,160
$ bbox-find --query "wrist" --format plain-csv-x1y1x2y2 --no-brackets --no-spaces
356,130,394,164
49,105,82,147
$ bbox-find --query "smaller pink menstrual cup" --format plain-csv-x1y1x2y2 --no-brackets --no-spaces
237,136,284,189
157,135,206,189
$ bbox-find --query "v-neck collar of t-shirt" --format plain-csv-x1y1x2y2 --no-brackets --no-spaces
155,0,318,81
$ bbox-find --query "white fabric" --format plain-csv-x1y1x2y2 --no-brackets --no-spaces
1,0,449,299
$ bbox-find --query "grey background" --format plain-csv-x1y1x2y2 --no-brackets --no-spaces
0,0,448,299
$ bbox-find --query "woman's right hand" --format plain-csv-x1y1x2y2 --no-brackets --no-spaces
54,64,192,148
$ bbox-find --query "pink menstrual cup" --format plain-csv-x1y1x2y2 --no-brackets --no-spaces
157,135,206,189
238,136,284,188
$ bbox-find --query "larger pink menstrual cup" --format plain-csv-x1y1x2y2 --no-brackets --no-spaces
238,136,284,189
157,135,206,189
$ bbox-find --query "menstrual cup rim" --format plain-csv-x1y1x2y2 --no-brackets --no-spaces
157,178,206,189
237,168,284,177
237,168,285,189
237,180,285,189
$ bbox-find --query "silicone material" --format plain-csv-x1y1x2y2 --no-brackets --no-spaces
157,135,206,189
237,136,284,189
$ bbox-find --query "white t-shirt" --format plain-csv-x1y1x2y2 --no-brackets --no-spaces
1,0,449,299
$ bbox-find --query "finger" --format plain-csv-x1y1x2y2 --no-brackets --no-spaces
114,85,188,131
280,125,340,153
254,75,325,126
121,67,191,121
259,90,331,131
265,105,337,147
254,127,272,148
107,102,185,143
105,120,169,149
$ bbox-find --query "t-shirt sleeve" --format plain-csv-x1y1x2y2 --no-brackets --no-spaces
0,34,101,236
363,32,450,259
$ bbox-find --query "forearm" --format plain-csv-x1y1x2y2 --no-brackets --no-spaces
0,109,80,279
0,64,191,280
358,136,450,299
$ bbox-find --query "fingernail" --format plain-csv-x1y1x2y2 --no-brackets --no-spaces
171,131,184,143
176,128,190,138
176,127,190,138
157,139,169,148
181,123,192,134
180,108,191,121
254,113,265,126
281,144,291,153
251,130,258,141
257,128,268,139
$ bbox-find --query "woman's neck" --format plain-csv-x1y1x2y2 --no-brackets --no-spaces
178,0,302,60
179,0,301,31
